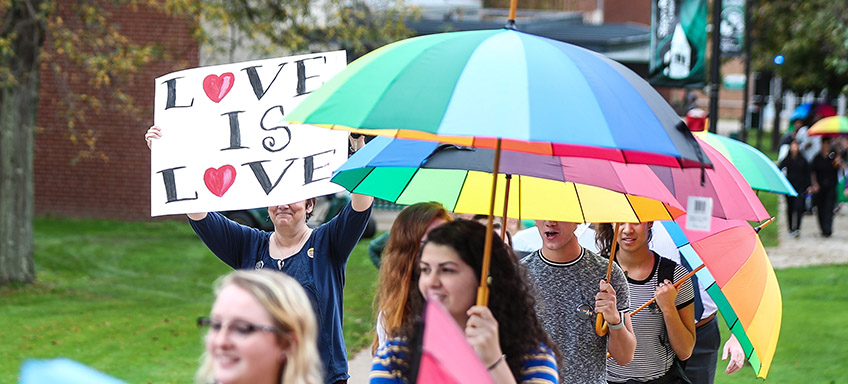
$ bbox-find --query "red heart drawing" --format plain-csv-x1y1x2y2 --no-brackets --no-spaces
203,73,235,103
204,165,236,197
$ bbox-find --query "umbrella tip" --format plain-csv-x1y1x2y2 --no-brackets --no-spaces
504,19,517,30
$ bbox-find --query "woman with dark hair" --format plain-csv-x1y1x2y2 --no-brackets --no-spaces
370,220,559,384
596,223,695,383
371,202,453,353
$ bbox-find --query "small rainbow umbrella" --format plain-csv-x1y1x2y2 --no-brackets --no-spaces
659,217,782,379
693,131,797,196
807,116,848,137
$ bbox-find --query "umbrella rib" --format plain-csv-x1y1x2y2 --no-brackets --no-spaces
347,167,377,192
572,183,586,223
625,195,642,223
393,167,422,203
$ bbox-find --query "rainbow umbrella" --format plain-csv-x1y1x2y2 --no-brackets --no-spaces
649,138,770,222
693,131,797,196
335,136,685,223
286,28,709,168
286,15,709,307
659,217,782,379
807,116,848,137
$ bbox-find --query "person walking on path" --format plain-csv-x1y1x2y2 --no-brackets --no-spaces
779,140,813,237
521,220,636,383
596,222,696,383
811,137,841,237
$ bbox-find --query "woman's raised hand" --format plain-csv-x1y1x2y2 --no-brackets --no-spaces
145,125,162,150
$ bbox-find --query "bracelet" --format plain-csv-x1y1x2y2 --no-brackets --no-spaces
487,354,506,370
608,311,626,330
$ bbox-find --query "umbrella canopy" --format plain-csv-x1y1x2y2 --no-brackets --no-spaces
286,28,709,168
649,138,770,222
659,217,781,379
789,103,812,122
807,116,848,137
693,131,797,196
335,136,685,223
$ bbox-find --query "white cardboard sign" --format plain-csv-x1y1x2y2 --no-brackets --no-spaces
151,51,348,216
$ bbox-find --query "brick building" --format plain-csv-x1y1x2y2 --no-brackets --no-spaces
34,4,198,220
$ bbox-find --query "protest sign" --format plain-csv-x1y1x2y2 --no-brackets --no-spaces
152,51,348,216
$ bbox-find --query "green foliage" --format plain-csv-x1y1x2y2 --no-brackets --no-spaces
0,217,379,383
752,1,848,95
199,0,418,63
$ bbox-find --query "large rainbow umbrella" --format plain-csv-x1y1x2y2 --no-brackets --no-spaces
807,116,848,137
693,131,797,196
659,217,782,379
286,28,709,168
286,23,709,307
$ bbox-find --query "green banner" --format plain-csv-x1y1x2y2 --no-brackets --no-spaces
720,0,745,56
650,0,707,88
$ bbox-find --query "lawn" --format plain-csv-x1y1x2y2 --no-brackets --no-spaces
0,217,378,383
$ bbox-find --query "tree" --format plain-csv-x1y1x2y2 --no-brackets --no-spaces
0,0,413,286
751,0,848,96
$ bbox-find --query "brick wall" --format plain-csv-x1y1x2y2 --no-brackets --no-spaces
34,3,198,221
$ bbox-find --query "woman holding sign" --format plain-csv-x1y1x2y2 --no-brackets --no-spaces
147,126,373,384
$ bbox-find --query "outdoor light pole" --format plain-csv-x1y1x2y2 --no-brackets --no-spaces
739,0,752,143
708,0,722,134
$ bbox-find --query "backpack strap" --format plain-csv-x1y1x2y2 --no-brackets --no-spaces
655,251,677,285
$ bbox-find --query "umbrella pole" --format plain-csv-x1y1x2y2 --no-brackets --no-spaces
500,174,512,241
595,222,620,336
508,0,518,24
477,139,502,306
630,264,706,316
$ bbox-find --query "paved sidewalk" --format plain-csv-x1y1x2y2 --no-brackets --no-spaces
765,198,848,269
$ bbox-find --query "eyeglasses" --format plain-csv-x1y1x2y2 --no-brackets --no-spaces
197,317,279,337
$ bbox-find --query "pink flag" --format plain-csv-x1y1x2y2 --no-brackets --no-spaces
417,299,494,384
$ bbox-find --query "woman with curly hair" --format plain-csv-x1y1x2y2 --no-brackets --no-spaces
596,222,696,383
196,270,323,384
370,220,559,384
371,202,453,353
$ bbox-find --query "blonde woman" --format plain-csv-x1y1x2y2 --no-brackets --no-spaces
197,270,322,384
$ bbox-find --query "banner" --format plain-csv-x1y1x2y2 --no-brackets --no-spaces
151,51,348,217
649,0,707,88
720,0,745,56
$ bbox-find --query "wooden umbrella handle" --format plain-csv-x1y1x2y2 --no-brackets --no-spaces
631,264,706,316
595,223,620,336
476,139,502,307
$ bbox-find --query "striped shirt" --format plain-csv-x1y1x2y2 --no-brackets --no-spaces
369,338,558,384
606,252,695,383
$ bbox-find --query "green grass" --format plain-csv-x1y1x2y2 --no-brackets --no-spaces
715,264,848,383
0,217,379,383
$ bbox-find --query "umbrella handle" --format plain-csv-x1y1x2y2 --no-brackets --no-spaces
631,264,706,316
596,223,621,336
